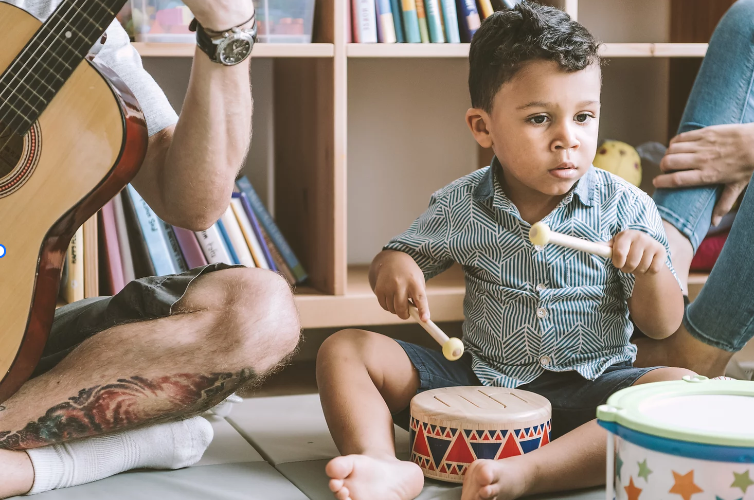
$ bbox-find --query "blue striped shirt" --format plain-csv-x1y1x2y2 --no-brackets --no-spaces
384,158,678,388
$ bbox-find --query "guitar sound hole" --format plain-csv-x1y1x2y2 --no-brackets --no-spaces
0,123,24,180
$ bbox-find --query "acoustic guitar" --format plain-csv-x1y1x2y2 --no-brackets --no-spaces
0,0,147,402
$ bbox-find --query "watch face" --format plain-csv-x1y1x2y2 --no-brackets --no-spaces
219,37,252,65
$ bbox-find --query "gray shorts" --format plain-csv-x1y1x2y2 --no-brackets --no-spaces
35,263,238,378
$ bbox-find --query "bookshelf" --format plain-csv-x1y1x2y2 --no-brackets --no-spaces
76,0,723,329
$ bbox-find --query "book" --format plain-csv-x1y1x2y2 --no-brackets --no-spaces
347,0,352,42
121,186,156,279
100,200,126,294
216,219,240,265
415,0,430,42
172,226,208,269
477,0,493,18
61,227,84,304
439,0,461,42
112,191,136,283
352,0,378,43
162,222,189,273
220,204,256,268
236,193,277,271
231,196,271,270
389,0,405,42
236,176,306,282
258,222,297,285
424,0,445,42
126,185,177,277
195,224,234,266
83,216,98,298
456,0,481,42
375,0,397,43
401,0,421,42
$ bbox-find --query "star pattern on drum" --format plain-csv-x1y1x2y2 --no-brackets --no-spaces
669,470,703,500
731,470,754,494
716,497,742,500
624,476,642,500
637,459,652,482
616,454,624,482
384,162,677,387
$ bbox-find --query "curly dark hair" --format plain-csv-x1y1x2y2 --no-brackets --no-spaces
469,1,602,113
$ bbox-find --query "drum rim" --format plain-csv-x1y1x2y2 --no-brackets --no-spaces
597,377,754,448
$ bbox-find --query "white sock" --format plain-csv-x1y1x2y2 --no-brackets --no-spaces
25,416,213,495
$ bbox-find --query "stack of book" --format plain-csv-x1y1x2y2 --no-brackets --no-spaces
59,176,307,303
350,0,519,43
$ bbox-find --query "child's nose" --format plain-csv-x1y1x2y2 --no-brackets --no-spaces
552,123,581,151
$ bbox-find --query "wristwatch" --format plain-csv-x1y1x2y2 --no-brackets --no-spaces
190,14,258,66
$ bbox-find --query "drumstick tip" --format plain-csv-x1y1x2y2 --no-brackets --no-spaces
529,222,550,247
443,338,465,361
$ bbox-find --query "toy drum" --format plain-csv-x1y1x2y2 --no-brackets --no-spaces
409,386,551,483
598,376,754,500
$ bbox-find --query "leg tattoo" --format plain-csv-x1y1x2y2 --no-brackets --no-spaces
0,369,255,450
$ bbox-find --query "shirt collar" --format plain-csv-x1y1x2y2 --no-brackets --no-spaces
472,156,595,208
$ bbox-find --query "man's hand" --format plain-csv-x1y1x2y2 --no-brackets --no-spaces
370,251,431,322
610,230,667,275
653,123,754,225
181,0,255,31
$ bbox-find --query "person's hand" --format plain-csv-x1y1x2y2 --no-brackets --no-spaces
181,0,255,31
609,230,667,275
372,251,430,322
653,123,754,225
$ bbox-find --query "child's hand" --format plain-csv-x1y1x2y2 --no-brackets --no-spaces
371,251,431,321
610,230,667,275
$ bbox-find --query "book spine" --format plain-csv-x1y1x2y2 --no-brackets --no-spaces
415,0,430,42
126,185,177,276
121,185,155,278
172,226,209,269
353,0,378,43
439,0,460,42
236,177,306,282
83,216,98,298
162,222,189,273
456,0,481,42
401,0,421,42
237,193,277,272
347,0,353,43
477,0,493,18
101,200,126,294
195,225,234,265
216,219,240,265
375,0,397,43
112,192,136,283
61,227,84,304
389,0,405,42
231,196,271,270
220,205,256,268
258,223,297,286
424,0,445,42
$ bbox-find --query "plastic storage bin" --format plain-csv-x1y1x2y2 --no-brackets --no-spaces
131,0,316,43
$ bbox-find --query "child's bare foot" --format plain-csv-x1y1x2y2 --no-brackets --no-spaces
326,454,424,500
461,458,527,500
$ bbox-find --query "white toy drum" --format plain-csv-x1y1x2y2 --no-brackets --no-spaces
409,386,552,483
598,376,754,500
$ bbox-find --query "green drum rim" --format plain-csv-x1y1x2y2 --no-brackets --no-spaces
596,376,754,448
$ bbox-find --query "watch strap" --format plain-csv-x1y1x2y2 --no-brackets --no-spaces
189,14,257,64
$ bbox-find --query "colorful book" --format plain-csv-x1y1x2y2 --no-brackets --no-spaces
375,0,397,43
415,0,430,42
216,219,240,265
83,216,98,298
220,204,256,268
401,0,421,42
100,200,126,294
126,185,177,277
195,224,234,266
61,227,84,304
389,0,405,42
231,195,271,270
121,186,155,279
477,0,493,18
258,223,297,285
352,0,378,43
237,193,277,271
424,0,445,42
162,222,189,273
236,177,306,282
456,0,481,42
112,192,136,284
439,0,460,42
172,226,208,269
347,0,352,43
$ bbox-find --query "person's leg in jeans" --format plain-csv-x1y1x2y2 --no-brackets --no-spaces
635,0,754,375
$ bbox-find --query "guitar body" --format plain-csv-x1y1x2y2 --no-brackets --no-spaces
0,3,147,402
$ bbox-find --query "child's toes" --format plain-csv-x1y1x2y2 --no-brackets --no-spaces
334,486,351,500
329,478,345,492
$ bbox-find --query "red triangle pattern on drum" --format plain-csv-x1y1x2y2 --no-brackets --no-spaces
428,462,435,471
435,427,442,437
497,434,522,459
482,431,491,441
413,424,430,457
528,428,535,438
493,431,503,441
439,464,448,473
541,429,550,447
445,429,452,438
449,465,458,475
519,430,526,440
446,433,475,463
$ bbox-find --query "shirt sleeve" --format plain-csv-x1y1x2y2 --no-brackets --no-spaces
91,20,179,137
383,191,455,281
616,190,683,299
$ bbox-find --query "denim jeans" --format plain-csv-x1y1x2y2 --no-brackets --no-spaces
652,0,754,351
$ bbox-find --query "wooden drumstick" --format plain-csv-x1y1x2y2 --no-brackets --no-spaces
529,222,612,258
408,305,464,361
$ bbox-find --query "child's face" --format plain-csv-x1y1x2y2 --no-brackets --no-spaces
467,60,601,199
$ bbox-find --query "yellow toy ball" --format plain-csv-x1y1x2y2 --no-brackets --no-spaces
593,140,642,187
443,338,465,361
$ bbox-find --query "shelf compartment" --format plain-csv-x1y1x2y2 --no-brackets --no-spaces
133,43,335,58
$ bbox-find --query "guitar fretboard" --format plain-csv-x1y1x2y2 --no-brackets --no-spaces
0,0,127,135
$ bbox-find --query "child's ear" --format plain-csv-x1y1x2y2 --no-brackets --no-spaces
465,108,493,149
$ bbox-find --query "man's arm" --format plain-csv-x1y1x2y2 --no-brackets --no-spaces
131,2,255,231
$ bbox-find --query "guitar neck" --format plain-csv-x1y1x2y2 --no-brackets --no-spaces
0,0,127,135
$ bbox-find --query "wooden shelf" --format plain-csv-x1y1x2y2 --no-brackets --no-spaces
346,42,708,58
132,43,335,58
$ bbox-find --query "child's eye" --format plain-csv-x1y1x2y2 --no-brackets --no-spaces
575,113,593,123
528,115,549,125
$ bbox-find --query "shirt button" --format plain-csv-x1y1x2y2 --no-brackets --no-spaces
536,307,548,319
540,356,552,367
536,283,547,292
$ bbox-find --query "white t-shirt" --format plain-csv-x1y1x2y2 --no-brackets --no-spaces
2,0,179,136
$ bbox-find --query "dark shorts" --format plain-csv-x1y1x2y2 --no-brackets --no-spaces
392,340,661,440
36,263,238,378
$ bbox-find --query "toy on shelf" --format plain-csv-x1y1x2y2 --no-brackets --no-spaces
408,305,464,361
593,140,642,187
529,222,612,258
